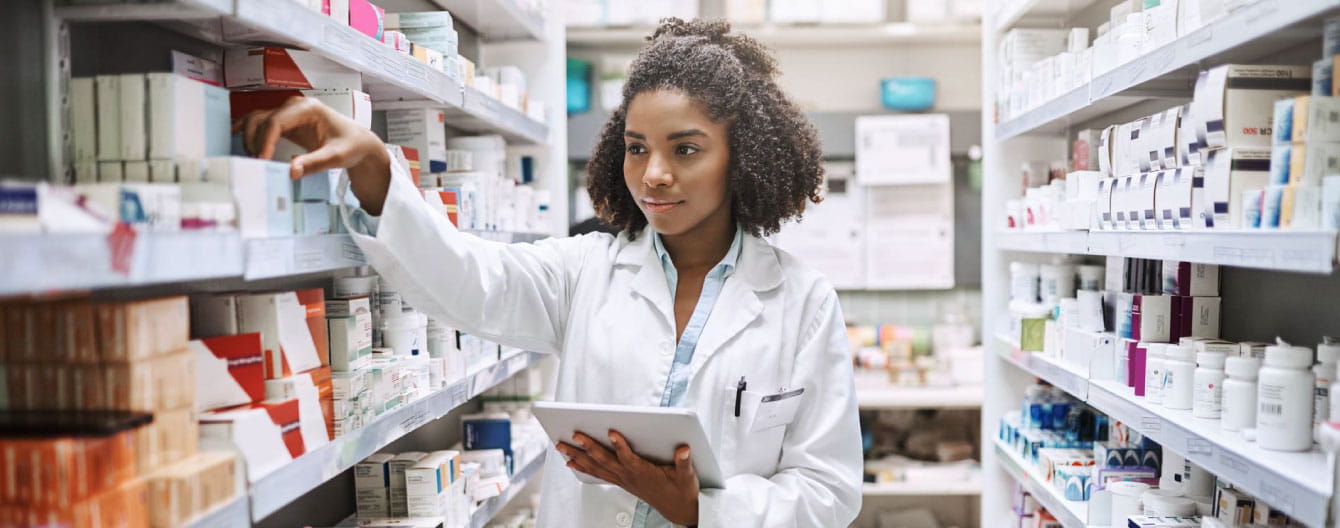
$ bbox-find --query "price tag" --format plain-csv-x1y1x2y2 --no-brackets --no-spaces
399,408,430,432
323,25,356,55
342,241,363,262
1257,478,1294,511
293,248,323,272
1186,437,1213,457
404,62,429,90
1218,451,1249,481
1147,46,1177,74
1138,416,1162,435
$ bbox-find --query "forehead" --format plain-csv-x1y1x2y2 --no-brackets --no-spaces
625,89,725,134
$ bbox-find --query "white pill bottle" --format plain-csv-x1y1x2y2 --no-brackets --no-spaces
1256,343,1315,452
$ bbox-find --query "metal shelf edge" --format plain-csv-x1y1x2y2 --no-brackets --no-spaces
993,438,1091,528
468,451,547,528
993,0,1340,140
248,351,545,522
994,230,1339,274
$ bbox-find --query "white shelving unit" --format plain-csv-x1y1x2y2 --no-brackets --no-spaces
983,2,1340,527
249,351,545,521
12,1,570,526
0,231,550,296
994,437,1091,528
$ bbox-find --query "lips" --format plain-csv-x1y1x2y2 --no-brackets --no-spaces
641,197,684,214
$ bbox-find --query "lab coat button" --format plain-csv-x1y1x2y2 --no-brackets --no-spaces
615,512,632,527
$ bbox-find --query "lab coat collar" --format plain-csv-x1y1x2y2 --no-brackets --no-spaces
613,226,784,293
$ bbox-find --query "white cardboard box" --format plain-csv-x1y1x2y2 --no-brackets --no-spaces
95,75,121,161
147,73,231,160
1194,64,1311,150
207,156,294,238
1203,147,1271,228
327,297,373,371
72,78,97,162
198,407,293,482
386,109,447,174
236,291,322,379
356,453,395,490
224,47,362,91
118,74,147,161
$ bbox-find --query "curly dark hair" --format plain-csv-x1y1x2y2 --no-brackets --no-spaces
586,18,824,239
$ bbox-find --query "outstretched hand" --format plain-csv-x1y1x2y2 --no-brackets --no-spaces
233,95,393,214
558,430,700,525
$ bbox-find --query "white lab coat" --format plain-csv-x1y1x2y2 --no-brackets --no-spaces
348,168,863,527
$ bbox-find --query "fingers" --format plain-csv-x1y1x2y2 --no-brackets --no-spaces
609,430,642,466
557,442,621,484
290,141,351,179
256,96,315,161
573,432,618,466
673,445,695,481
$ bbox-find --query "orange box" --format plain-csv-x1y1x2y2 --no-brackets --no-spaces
97,297,190,362
0,477,148,527
134,407,199,475
191,333,266,411
309,366,335,438
0,432,137,507
104,350,195,412
56,300,100,363
252,399,304,459
146,451,236,528
296,289,330,368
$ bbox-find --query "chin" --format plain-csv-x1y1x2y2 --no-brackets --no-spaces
644,217,691,237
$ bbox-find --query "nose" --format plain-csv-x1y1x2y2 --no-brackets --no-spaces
642,153,672,188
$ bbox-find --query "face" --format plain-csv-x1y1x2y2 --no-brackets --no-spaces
623,89,732,238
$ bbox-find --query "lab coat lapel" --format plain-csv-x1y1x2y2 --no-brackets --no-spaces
614,227,675,327
689,234,784,372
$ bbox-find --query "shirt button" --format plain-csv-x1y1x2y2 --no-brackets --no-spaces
662,341,673,356
616,512,632,527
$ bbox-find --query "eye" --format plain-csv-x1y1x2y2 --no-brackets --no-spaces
675,145,700,156
627,143,647,155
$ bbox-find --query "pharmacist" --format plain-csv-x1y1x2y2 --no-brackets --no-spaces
237,18,861,528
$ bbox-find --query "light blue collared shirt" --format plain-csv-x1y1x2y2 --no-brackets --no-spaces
633,225,743,528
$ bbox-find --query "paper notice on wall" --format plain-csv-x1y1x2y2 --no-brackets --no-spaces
774,170,865,289
856,114,951,186
863,184,954,289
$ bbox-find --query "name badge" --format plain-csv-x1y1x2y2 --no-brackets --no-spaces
751,388,804,432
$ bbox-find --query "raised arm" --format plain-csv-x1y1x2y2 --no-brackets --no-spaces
237,96,592,354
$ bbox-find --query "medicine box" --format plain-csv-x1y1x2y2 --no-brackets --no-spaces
1161,262,1219,297
356,453,394,490
386,109,447,174
1291,95,1340,143
147,73,231,161
348,0,386,41
224,47,361,91
72,78,97,162
1203,147,1270,228
1130,294,1171,343
198,407,295,482
1290,141,1340,186
119,74,147,161
235,291,323,379
190,333,266,412
207,156,294,238
327,296,373,371
1193,64,1310,150
95,75,121,161
356,488,390,518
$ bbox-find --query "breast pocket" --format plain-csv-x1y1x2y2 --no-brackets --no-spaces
719,386,804,477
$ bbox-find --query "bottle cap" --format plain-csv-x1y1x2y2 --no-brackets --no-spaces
1264,345,1312,369
1317,337,1340,363
1196,351,1226,369
1225,356,1261,379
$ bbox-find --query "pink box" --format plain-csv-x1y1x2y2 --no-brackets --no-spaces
348,0,384,41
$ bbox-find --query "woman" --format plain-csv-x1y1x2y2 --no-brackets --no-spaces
238,18,861,527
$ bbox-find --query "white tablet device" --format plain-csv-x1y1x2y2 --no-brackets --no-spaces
532,401,725,489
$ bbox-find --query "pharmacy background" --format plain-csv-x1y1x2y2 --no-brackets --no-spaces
6,0,1340,527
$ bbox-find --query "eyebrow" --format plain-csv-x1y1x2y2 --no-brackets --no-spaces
668,129,707,140
623,129,708,141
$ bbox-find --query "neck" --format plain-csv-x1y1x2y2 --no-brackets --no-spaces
661,212,735,271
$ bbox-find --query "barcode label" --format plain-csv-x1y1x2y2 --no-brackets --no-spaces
1261,402,1283,415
